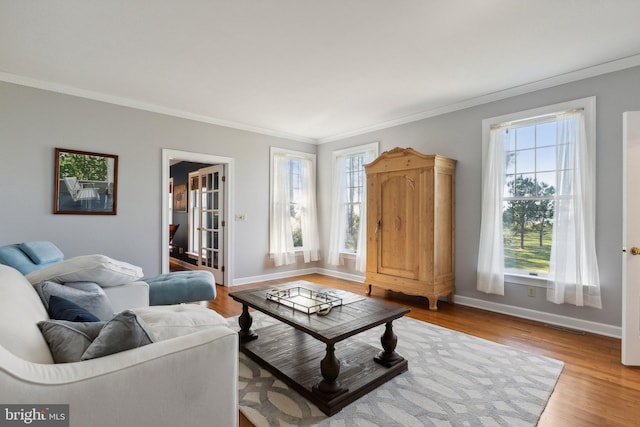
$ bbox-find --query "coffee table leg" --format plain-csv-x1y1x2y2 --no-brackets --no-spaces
238,304,258,342
312,343,347,397
374,321,405,367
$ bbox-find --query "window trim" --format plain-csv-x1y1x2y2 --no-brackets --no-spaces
481,96,596,285
269,147,317,254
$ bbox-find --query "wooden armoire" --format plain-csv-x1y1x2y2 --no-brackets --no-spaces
364,147,456,310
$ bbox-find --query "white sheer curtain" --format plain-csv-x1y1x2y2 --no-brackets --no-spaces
269,153,296,266
327,155,347,266
546,112,602,308
300,156,320,263
477,127,506,295
354,192,368,272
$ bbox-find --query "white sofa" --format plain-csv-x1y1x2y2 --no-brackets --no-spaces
0,264,239,427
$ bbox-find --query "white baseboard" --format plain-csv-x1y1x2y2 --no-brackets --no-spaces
454,295,621,339
231,268,621,339
232,268,320,286
315,268,365,284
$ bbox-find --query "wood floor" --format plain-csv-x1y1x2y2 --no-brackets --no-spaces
205,274,640,427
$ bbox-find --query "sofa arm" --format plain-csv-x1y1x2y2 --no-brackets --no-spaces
102,281,149,312
0,325,238,427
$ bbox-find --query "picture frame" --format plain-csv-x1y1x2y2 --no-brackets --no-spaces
54,148,118,215
173,183,187,212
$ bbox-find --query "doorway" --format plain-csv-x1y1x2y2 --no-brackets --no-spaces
162,149,234,286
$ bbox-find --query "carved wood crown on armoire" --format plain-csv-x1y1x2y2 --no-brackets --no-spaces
364,147,456,311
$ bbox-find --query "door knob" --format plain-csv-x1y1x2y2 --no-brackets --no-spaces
631,247,640,256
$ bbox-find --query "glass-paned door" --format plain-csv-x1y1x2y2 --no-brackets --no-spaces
198,165,224,284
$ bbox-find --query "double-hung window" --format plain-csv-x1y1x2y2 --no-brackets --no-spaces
269,148,320,266
327,143,378,272
477,97,601,308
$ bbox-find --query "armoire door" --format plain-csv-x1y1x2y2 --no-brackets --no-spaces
376,169,420,280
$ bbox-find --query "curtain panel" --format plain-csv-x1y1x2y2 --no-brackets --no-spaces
546,112,602,308
477,128,506,295
269,153,296,266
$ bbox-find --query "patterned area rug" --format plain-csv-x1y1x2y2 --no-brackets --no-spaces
228,310,563,427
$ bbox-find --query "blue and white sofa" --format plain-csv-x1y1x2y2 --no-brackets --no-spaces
0,241,216,308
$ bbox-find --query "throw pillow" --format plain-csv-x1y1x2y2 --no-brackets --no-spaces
81,310,155,360
48,295,101,322
25,255,144,287
18,241,65,265
36,280,114,321
37,320,106,363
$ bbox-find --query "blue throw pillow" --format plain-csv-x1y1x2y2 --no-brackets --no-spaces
48,295,100,322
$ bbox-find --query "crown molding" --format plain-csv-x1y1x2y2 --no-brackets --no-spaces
316,53,640,144
0,71,316,144
3,53,640,146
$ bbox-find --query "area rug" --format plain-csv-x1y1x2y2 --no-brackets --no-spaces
227,310,563,427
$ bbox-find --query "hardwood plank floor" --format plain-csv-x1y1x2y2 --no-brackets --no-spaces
204,274,640,427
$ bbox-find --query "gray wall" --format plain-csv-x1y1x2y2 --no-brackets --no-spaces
318,65,640,328
0,81,318,281
2,65,638,328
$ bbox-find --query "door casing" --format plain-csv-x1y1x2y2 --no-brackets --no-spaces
162,149,234,287
622,111,640,365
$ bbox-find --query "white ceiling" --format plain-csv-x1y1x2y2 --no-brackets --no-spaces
2,1,640,143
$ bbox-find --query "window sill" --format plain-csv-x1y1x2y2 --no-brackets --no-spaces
504,273,548,288
339,252,356,258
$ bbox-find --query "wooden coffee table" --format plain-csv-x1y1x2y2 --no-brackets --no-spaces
229,282,410,416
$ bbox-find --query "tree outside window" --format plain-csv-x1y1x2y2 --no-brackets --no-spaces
502,121,559,275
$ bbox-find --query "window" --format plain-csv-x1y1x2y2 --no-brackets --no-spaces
327,143,378,272
269,148,320,266
502,119,559,275
477,97,602,308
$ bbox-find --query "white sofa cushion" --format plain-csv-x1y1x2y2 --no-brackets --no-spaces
133,304,227,341
26,255,144,287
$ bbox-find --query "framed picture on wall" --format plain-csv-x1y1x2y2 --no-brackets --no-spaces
173,183,187,212
54,148,118,215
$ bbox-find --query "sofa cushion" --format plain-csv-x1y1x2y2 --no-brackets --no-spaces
145,271,216,305
48,295,101,322
19,241,65,266
81,310,155,360
37,320,106,363
26,255,144,287
36,280,115,321
133,304,227,341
